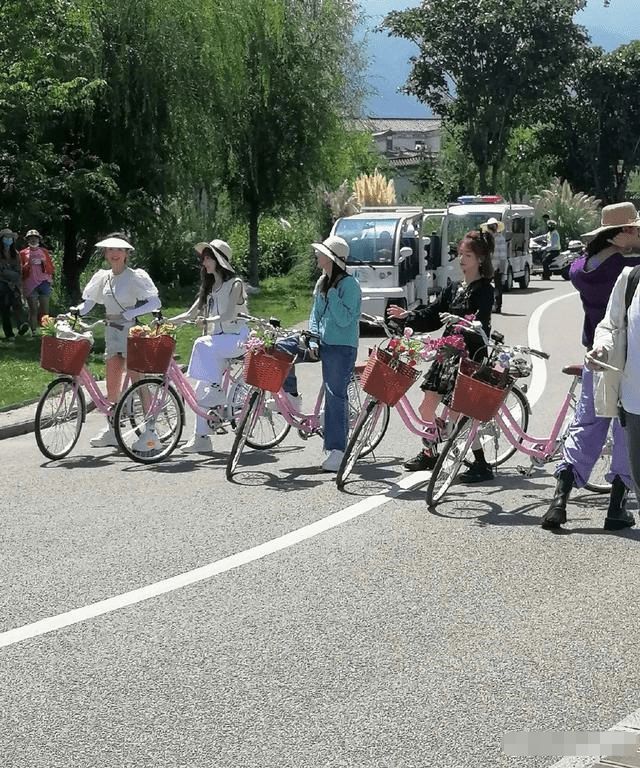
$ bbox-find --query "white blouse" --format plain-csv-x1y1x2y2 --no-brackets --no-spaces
82,268,158,316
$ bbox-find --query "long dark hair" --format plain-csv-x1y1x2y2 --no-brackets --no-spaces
586,227,624,258
196,247,237,310
318,260,348,296
461,230,494,280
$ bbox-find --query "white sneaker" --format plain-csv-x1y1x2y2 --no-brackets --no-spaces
266,393,302,412
131,430,162,453
90,426,118,448
180,434,213,454
322,449,344,473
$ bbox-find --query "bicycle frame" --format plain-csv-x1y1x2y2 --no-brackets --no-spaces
467,372,581,465
267,385,325,432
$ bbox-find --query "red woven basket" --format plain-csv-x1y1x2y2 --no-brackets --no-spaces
451,358,513,422
243,348,293,392
127,335,176,374
40,336,91,376
359,347,420,406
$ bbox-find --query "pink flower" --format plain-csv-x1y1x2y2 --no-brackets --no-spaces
404,326,414,338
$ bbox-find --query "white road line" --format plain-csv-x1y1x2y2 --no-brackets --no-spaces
0,471,432,649
1,289,574,649
527,291,578,407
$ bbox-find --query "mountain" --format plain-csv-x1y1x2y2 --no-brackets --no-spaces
362,0,640,117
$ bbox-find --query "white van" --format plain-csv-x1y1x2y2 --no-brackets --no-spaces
331,198,534,316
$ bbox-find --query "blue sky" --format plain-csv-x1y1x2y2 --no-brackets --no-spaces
363,0,640,117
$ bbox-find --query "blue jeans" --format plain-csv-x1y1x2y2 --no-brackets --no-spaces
321,343,357,452
275,334,318,394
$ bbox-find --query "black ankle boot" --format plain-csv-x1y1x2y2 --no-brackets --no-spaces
541,467,574,529
458,449,494,483
604,476,635,531
404,448,438,471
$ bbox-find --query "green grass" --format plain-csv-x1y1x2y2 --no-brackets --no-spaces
0,276,311,408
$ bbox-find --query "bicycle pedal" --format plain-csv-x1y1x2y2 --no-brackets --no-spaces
215,426,229,435
516,465,534,476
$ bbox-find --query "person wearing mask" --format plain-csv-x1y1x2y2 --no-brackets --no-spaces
168,240,248,454
308,235,361,472
542,203,640,530
72,234,161,447
483,217,508,314
0,228,29,338
541,219,561,280
19,229,55,334
388,230,495,481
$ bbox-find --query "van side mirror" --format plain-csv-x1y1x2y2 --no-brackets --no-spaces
399,246,413,259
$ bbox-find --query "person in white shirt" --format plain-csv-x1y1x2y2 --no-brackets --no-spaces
72,234,161,447
168,239,248,454
483,217,508,313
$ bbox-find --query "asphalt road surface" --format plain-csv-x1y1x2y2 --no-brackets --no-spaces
2,276,639,768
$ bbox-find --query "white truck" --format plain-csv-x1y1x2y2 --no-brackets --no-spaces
330,197,534,316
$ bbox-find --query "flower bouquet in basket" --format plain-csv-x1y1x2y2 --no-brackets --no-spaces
127,321,177,374
243,327,292,392
39,315,93,376
361,327,422,406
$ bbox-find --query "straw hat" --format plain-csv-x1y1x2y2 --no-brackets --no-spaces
312,235,350,270
582,202,640,238
194,239,234,273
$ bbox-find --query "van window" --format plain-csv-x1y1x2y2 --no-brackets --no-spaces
333,218,398,264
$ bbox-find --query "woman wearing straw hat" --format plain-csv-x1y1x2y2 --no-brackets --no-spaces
168,239,248,454
72,234,161,447
308,235,361,472
0,227,29,338
542,202,640,531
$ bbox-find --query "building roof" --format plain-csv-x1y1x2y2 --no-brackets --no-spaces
354,117,442,134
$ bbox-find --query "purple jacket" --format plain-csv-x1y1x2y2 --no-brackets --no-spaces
570,252,640,348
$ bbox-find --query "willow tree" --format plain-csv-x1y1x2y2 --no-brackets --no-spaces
207,0,364,286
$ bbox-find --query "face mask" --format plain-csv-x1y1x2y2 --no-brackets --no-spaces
28,241,39,248
2,237,13,247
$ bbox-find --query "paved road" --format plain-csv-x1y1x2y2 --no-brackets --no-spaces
2,277,640,768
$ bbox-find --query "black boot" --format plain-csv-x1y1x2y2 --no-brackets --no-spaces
404,447,438,471
603,476,635,531
541,467,574,529
458,449,494,483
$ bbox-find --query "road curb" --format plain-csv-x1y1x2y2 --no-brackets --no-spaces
0,397,97,442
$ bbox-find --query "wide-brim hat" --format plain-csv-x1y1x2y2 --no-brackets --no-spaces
0,228,18,240
96,236,134,250
312,235,349,270
25,229,41,239
194,239,234,273
582,202,640,238
482,217,505,233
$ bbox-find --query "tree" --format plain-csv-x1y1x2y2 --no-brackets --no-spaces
382,0,587,192
207,0,364,286
545,42,640,203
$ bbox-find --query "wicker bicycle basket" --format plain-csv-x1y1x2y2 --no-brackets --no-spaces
127,335,176,374
359,347,420,406
451,357,513,422
243,347,294,392
40,336,91,376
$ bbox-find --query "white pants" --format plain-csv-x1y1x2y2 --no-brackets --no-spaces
187,329,248,435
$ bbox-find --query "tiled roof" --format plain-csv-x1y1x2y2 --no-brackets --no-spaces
387,154,422,168
353,117,442,133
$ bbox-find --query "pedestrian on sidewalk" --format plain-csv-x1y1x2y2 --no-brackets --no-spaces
167,239,248,454
542,202,640,531
483,217,507,314
71,234,161,447
0,227,29,338
19,229,55,334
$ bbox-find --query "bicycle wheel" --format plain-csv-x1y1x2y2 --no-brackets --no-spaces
227,389,264,479
347,374,390,457
585,424,613,494
472,384,529,468
114,378,184,464
35,377,86,460
426,417,475,506
230,381,291,450
337,398,388,489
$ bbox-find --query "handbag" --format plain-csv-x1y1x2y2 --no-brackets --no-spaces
594,265,640,417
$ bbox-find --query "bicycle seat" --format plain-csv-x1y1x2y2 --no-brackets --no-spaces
491,331,505,344
562,364,583,377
